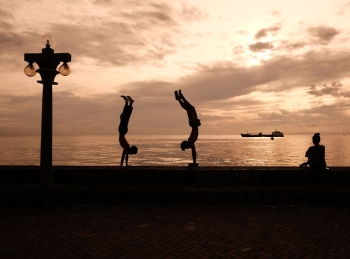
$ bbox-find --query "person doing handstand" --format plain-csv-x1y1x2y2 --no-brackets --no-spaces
118,95,138,166
175,90,201,167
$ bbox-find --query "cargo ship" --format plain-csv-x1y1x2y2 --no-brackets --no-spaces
241,130,284,137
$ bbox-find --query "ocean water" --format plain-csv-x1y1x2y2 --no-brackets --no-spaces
0,135,349,167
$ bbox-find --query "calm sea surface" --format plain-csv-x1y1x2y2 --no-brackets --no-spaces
0,135,349,167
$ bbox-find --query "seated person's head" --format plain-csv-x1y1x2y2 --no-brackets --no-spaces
312,133,321,145
129,145,138,154
180,140,190,151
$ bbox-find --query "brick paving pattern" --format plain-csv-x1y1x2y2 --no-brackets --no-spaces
1,205,350,258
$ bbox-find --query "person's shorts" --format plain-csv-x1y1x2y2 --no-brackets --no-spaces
189,118,201,127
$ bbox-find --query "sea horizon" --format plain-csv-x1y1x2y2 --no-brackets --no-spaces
1,134,349,167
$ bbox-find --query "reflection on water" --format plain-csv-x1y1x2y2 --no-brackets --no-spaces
0,135,349,166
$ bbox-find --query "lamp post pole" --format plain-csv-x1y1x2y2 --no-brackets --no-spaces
24,34,71,186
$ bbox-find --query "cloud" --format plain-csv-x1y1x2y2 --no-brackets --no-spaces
170,51,350,102
121,80,174,98
271,10,282,16
249,42,274,52
0,1,206,69
307,26,340,45
0,31,23,48
0,90,189,136
2,47,350,136
0,7,14,20
281,41,307,50
254,25,281,40
0,94,42,135
336,2,350,15
2,1,350,136
92,0,113,5
307,81,350,97
256,100,350,132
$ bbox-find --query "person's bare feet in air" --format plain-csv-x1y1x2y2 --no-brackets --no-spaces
127,96,134,105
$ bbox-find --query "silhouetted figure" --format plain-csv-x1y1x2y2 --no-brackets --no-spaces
118,96,138,166
175,90,201,168
303,133,327,170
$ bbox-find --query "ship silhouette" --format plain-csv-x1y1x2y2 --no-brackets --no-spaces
241,130,284,138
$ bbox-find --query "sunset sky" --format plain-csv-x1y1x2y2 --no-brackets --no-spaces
1,0,350,136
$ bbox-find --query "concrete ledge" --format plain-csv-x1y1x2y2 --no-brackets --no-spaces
62,187,350,206
1,166,350,206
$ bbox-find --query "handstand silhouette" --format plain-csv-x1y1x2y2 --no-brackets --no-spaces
118,96,138,166
175,90,201,168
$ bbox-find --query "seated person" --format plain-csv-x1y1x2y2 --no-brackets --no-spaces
304,133,326,170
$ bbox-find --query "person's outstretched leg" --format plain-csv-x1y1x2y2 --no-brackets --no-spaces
127,96,134,107
175,90,179,100
121,95,128,105
175,90,186,110
179,90,192,106
175,90,193,110
119,96,133,134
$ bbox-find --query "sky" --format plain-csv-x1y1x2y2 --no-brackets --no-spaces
1,0,350,136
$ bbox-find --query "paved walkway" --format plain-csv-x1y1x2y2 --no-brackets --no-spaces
1,205,350,258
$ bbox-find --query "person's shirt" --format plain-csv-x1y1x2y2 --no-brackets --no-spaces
305,145,326,169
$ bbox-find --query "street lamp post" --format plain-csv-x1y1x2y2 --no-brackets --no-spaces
24,34,71,186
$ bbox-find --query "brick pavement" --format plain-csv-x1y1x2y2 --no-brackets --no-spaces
1,205,350,258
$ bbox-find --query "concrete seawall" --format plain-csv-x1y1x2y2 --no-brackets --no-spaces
1,166,350,206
